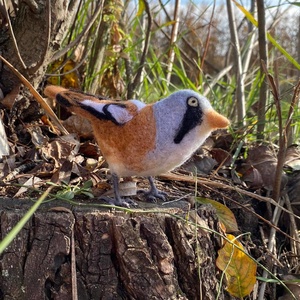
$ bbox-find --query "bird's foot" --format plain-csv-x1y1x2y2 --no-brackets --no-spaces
100,196,138,208
138,176,168,202
99,173,138,207
138,189,168,202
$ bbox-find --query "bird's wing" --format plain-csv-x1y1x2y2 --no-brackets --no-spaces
44,85,146,125
80,99,133,125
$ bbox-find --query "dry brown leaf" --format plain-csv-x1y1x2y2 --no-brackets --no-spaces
210,148,232,166
241,165,264,189
1,84,20,109
183,156,217,175
101,180,137,197
62,115,93,139
285,144,300,171
241,145,277,190
278,274,300,300
27,126,49,148
14,176,42,197
44,134,80,167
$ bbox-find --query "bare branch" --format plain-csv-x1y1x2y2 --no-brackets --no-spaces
226,0,246,124
1,0,27,70
127,0,152,99
51,1,104,62
166,0,180,85
256,0,268,140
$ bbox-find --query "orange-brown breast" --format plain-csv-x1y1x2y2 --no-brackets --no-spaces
91,105,156,174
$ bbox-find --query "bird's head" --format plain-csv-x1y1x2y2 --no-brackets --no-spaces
155,90,230,145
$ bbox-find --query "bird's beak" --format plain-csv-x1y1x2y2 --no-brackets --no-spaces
206,109,230,129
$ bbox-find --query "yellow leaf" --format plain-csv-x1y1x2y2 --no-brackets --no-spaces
216,234,257,298
62,60,80,89
47,60,80,89
196,197,238,232
232,0,300,70
136,0,145,16
47,60,63,85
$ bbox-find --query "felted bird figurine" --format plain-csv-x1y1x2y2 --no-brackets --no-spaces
44,85,230,207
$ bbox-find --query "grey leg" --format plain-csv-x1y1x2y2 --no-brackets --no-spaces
138,176,168,202
100,173,137,207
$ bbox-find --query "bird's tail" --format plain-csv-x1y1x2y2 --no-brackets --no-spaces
44,85,107,106
44,85,112,121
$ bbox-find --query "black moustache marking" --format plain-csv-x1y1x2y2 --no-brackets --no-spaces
174,102,203,144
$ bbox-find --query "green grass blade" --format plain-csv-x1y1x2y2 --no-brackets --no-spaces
0,187,52,255
233,0,300,70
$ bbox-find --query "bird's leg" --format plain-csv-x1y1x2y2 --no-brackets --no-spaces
100,173,137,207
138,176,168,202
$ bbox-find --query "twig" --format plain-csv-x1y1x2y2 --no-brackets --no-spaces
127,0,152,99
1,0,27,70
0,55,69,135
284,194,300,259
258,196,286,300
159,173,300,223
226,0,246,124
166,0,180,85
201,0,215,70
257,72,300,300
199,181,299,244
51,1,104,62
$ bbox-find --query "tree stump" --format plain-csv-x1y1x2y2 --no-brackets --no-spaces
0,199,224,300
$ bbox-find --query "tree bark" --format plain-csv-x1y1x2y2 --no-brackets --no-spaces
0,199,224,300
0,0,78,94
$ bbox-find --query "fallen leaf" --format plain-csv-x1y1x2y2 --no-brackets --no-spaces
44,134,80,168
278,274,300,300
210,148,232,166
27,126,48,148
196,197,238,233
101,180,137,197
14,176,42,197
0,117,9,158
62,115,93,139
240,145,277,190
1,84,20,109
241,165,264,189
183,156,217,175
285,144,300,171
216,234,257,298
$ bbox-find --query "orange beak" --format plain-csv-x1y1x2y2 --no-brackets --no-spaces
206,110,230,129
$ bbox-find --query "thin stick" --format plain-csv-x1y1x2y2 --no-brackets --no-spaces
1,0,27,69
127,0,152,98
0,55,68,135
166,0,180,85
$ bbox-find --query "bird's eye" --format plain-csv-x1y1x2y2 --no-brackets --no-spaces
187,96,199,107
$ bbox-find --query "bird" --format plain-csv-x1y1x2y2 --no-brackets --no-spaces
44,85,230,207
